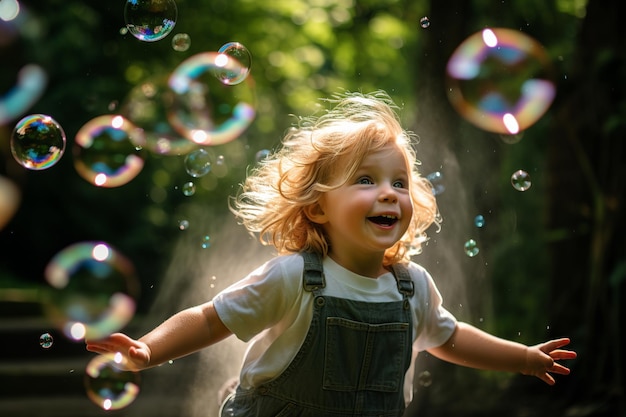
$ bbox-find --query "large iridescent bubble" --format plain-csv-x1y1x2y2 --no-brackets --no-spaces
167,52,256,146
43,242,140,341
446,28,556,134
73,115,146,187
84,353,141,411
120,76,197,156
10,114,66,170
124,0,177,42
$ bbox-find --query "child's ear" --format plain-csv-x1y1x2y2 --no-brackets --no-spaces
304,202,327,224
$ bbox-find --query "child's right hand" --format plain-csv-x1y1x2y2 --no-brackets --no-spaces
86,333,151,371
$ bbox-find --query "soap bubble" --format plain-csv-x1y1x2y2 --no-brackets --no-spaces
201,235,211,249
419,17,430,29
0,0,19,21
464,239,479,257
426,171,445,196
10,114,66,170
120,76,197,156
168,51,256,146
446,28,556,134
215,42,252,85
73,115,146,188
511,169,532,191
84,353,141,411
43,241,140,341
178,219,189,230
474,215,485,228
171,32,191,51
39,332,54,349
184,148,212,177
124,0,177,42
182,181,195,196
255,149,271,162
0,65,48,126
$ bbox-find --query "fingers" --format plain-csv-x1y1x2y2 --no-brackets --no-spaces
541,337,571,353
539,372,556,386
549,363,572,376
550,349,577,361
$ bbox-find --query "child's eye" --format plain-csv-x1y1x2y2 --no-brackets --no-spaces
357,177,373,185
393,180,406,188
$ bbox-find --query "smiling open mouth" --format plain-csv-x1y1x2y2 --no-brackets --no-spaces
367,215,398,226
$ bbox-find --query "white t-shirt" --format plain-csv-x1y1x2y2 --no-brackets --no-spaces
213,253,457,404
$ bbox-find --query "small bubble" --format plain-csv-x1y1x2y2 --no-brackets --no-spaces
171,33,191,51
216,155,225,165
426,171,445,195
417,370,432,387
255,149,271,162
215,42,252,85
184,148,212,178
474,214,485,228
511,169,532,191
178,219,189,230
182,181,196,196
464,239,479,257
201,235,211,249
419,16,430,28
39,332,54,349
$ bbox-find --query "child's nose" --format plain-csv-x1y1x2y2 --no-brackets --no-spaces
379,184,398,202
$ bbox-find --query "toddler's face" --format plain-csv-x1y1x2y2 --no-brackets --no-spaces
314,142,413,259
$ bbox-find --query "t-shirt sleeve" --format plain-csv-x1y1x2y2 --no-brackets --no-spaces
212,255,303,342
410,263,457,352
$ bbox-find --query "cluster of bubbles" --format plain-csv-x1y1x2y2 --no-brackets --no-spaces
463,214,487,258
2,3,558,414
442,27,551,259
40,241,142,409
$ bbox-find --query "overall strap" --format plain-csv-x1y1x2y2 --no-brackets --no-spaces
390,263,414,298
301,251,326,292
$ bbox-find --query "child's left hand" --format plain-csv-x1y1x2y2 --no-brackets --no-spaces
522,337,577,385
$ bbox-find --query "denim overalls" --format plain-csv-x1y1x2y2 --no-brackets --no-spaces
223,252,414,417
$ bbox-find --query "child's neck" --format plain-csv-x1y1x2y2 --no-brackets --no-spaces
327,251,388,279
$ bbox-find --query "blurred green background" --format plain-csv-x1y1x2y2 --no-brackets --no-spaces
0,0,623,416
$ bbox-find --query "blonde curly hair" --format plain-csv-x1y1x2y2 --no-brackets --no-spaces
230,90,440,265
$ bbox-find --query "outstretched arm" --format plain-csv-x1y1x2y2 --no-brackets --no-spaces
427,322,577,385
86,301,232,371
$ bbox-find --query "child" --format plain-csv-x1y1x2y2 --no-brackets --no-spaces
86,91,576,416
